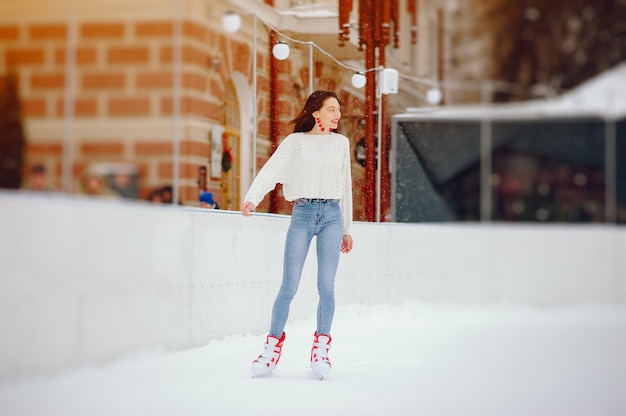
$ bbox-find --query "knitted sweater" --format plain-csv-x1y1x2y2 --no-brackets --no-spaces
243,132,353,234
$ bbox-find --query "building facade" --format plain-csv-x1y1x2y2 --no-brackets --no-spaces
1,0,469,220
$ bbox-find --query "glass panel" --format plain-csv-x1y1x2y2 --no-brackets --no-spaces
394,120,481,222
491,119,605,222
617,118,626,224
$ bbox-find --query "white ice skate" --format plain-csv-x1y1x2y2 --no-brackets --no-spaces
251,332,285,377
310,332,332,380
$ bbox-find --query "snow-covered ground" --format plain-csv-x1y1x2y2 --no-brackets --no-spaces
1,301,626,416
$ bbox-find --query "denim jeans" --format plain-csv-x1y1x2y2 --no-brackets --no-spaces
269,198,343,338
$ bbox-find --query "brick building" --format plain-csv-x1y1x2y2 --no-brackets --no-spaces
1,0,469,220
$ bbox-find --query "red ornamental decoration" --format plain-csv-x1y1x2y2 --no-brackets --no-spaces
222,148,232,173
338,0,405,222
338,0,401,49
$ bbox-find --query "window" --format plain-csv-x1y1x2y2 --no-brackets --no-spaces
491,119,605,222
393,116,621,224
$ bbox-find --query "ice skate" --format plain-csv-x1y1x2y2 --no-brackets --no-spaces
251,332,285,377
310,332,332,380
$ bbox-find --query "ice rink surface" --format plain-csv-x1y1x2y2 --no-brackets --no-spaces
1,301,626,416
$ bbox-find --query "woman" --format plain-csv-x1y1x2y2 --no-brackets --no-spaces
241,90,353,379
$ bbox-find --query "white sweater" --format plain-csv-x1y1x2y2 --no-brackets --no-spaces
244,132,353,234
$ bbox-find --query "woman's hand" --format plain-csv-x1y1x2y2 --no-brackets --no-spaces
341,234,353,253
241,201,255,217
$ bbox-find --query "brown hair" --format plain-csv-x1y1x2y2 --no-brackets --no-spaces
289,90,340,133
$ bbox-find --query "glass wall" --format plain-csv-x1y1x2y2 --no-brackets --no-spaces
393,116,625,224
394,120,481,222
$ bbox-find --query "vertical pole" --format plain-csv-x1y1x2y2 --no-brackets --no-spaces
363,0,377,221
62,0,77,193
252,15,257,179
605,118,617,223
269,31,279,213
437,8,445,105
480,81,492,222
378,23,389,223
480,118,492,221
376,67,382,222
389,115,398,221
308,42,313,96
171,0,182,205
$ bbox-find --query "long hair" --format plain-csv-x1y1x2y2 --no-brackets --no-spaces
289,90,340,133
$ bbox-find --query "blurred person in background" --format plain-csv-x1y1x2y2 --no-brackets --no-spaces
160,185,173,203
199,191,219,209
80,167,120,199
110,172,134,199
22,163,56,192
146,187,164,203
158,185,183,205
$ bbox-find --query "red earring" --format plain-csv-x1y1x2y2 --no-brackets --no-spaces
316,117,325,132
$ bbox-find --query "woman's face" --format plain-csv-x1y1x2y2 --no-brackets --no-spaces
313,97,341,132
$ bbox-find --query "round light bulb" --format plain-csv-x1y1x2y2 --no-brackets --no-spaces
272,42,290,60
351,72,366,88
222,11,242,33
426,87,442,104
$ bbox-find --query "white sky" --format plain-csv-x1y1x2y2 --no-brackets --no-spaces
1,301,626,416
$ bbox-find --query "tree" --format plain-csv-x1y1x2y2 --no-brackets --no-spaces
476,0,626,101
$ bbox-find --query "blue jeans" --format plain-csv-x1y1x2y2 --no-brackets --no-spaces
269,198,343,338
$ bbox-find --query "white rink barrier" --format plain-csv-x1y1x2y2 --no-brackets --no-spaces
1,191,625,380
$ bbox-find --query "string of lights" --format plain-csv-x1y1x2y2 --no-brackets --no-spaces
223,10,538,104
